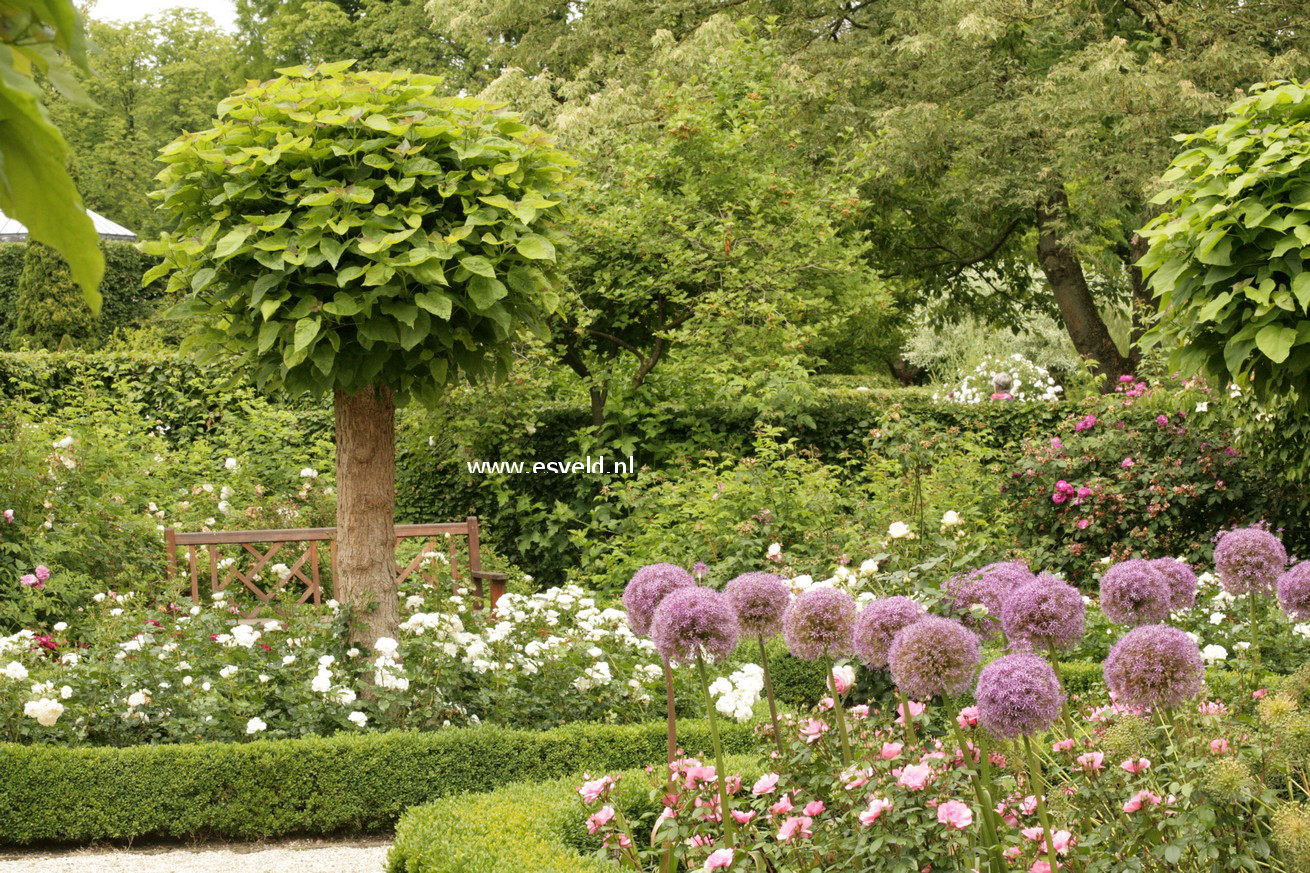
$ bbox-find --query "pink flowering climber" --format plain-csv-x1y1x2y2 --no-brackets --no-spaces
896,763,933,790
752,773,779,795
578,775,613,803
1123,790,1162,813
586,806,616,834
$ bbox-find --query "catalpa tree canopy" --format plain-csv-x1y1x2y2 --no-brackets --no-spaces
144,60,574,402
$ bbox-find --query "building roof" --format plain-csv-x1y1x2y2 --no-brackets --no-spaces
0,207,137,242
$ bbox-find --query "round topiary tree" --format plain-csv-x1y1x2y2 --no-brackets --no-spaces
14,241,97,349
1141,80,1310,404
143,61,574,643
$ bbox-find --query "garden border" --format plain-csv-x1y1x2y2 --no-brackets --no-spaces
0,719,752,846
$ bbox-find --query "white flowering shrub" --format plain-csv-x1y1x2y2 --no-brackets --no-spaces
0,572,673,744
938,353,1063,404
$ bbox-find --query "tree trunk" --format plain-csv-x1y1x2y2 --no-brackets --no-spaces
1036,192,1134,389
333,384,398,646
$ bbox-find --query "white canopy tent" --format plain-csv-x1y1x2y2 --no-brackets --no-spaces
0,207,136,242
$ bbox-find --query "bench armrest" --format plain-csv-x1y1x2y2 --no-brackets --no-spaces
470,569,509,582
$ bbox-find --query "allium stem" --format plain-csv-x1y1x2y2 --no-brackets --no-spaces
1249,593,1262,683
827,657,852,767
1048,643,1075,742
662,657,677,873
948,702,1003,873
697,655,736,847
897,687,918,746
1022,734,1061,873
757,635,786,762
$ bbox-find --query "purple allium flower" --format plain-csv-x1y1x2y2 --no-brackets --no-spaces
942,561,1036,639
887,616,980,699
974,653,1065,739
1277,562,1310,620
723,572,791,638
1103,624,1204,709
1000,574,1085,652
622,563,695,637
1099,559,1172,626
1149,558,1197,611
782,587,857,661
649,587,740,664
851,596,924,669
1214,527,1287,595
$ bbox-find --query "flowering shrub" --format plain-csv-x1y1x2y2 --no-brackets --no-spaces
0,575,679,744
1007,378,1263,581
939,353,1063,404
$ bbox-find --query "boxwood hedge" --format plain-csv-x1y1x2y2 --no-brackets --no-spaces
0,719,752,846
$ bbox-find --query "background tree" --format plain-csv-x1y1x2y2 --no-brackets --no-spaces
433,0,1310,387
47,9,237,237
1,0,103,304
143,62,574,643
13,242,96,349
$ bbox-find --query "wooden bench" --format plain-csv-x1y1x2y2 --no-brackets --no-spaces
164,516,508,613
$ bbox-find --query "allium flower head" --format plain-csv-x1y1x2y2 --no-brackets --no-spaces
623,563,695,637
650,586,740,664
1149,558,1198,610
1099,559,1173,627
724,572,791,638
1001,574,1085,652
943,561,1036,638
1215,527,1288,595
1278,562,1310,620
851,596,924,669
974,653,1065,739
782,588,857,661
1103,624,1204,709
888,616,979,699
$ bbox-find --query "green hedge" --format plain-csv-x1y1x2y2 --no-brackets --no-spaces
0,351,1065,579
388,755,760,873
0,242,163,346
0,719,752,846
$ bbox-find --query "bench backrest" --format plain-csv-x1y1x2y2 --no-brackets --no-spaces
164,516,494,610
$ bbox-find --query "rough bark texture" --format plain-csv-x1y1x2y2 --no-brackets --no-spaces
1036,192,1135,389
333,385,399,646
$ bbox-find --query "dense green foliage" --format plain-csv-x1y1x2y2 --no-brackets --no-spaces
13,243,96,350
0,243,162,347
0,720,752,845
144,62,574,401
0,0,103,301
1143,81,1310,405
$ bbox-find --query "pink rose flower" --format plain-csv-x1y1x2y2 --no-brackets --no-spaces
849,704,870,720
831,664,855,695
34,565,50,582
798,718,829,743
896,763,933,791
731,809,756,825
776,815,813,842
895,700,925,725
1051,738,1075,753
1120,757,1151,774
956,706,979,729
578,776,612,803
769,794,793,817
586,806,615,834
2,509,13,523
1122,790,1161,813
936,799,973,830
859,797,893,826
803,800,825,817
752,773,780,795
1121,457,1134,468
1210,738,1229,755
1076,751,1104,772
705,848,734,870
880,742,903,760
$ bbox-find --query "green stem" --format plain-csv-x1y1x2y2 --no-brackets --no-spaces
758,635,786,762
1249,594,1262,688
697,656,736,847
897,687,918,746
661,658,676,873
828,658,852,767
1048,644,1075,743
1023,734,1061,873
948,702,1004,873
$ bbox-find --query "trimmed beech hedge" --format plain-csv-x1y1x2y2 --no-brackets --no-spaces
0,720,752,846
387,755,759,873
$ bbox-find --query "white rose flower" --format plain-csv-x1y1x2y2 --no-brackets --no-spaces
3,661,29,681
246,717,267,734
225,458,238,471
940,510,963,527
347,711,368,727
24,698,64,726
219,665,238,679
1201,644,1228,663
374,637,399,655
888,521,912,539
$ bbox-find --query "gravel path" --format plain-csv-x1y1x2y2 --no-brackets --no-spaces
0,837,392,873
